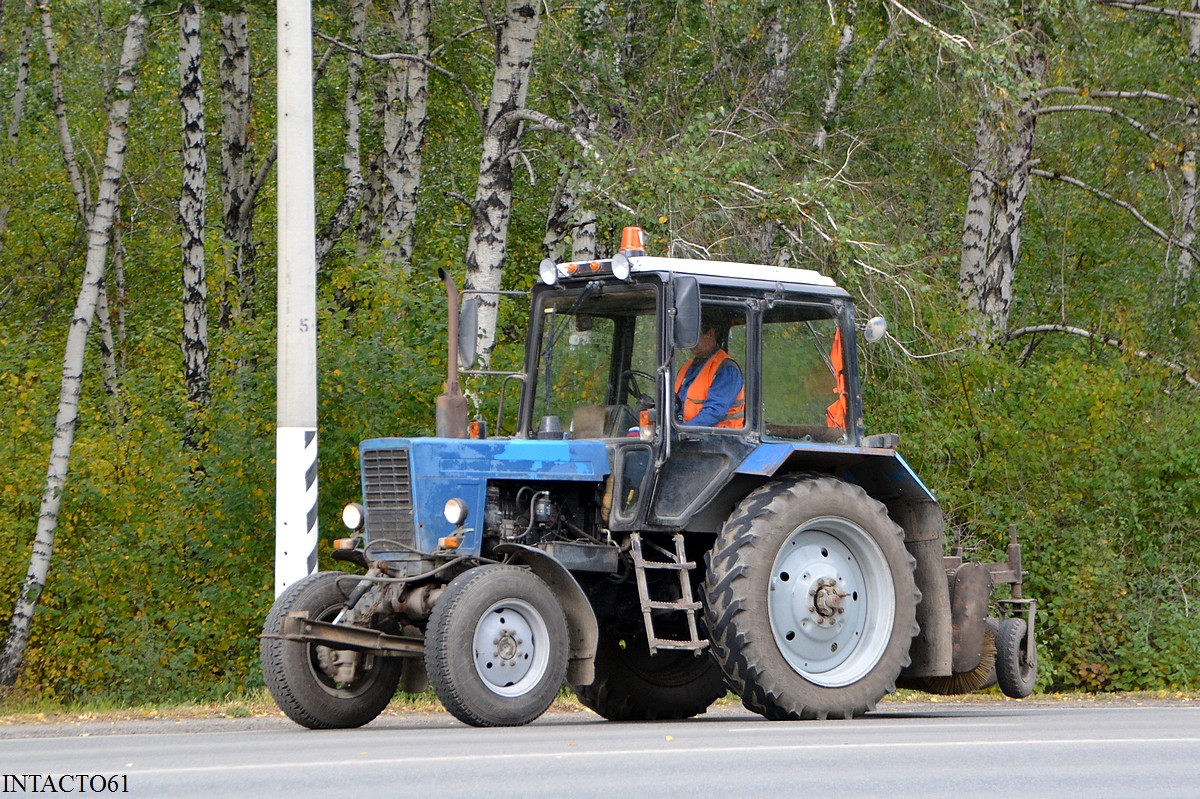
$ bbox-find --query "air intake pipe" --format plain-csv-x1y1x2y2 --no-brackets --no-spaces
436,268,468,438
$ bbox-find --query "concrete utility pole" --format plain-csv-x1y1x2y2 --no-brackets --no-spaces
275,0,319,596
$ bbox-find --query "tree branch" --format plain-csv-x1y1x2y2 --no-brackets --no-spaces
1095,0,1200,21
314,31,484,122
1005,323,1199,387
1032,168,1200,258
1039,85,1197,109
884,0,972,49
498,107,596,157
1037,103,1174,148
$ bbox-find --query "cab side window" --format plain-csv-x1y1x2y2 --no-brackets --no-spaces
761,305,847,443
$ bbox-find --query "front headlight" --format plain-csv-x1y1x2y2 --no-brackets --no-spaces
341,502,364,530
444,497,469,526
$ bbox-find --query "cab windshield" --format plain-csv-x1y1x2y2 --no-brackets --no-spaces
530,285,658,439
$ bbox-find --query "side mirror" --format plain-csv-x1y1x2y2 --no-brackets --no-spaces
673,276,700,349
863,316,887,344
459,297,479,367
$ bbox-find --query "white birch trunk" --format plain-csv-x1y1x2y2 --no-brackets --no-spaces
95,284,119,404
219,11,254,327
542,168,573,262
754,9,795,260
357,148,384,259
379,0,430,270
41,2,123,404
110,206,127,373
40,3,90,220
316,0,366,265
179,1,209,413
567,0,608,263
812,0,856,155
0,11,146,688
1175,2,1199,302
959,47,1045,340
762,13,792,103
959,95,999,332
464,0,542,365
544,1,607,263
0,4,33,252
568,0,607,262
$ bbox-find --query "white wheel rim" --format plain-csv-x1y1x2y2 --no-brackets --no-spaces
767,516,896,687
472,598,551,697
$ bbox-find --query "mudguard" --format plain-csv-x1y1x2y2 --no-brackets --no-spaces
734,441,954,677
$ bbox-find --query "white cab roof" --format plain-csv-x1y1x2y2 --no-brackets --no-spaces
628,256,836,287
555,255,837,288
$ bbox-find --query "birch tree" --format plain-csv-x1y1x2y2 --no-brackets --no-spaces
1026,2,1199,322
218,9,256,327
464,0,543,365
378,0,431,270
812,0,857,155
542,0,613,263
1092,0,1200,304
316,0,367,265
958,20,1046,340
179,1,209,428
1179,3,1199,302
0,2,33,254
0,10,147,689
38,0,122,400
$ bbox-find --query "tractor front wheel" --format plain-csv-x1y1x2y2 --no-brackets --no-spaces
425,565,569,727
261,572,402,729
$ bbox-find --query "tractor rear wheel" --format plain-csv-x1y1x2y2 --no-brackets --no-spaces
571,629,727,720
703,476,919,720
425,565,569,727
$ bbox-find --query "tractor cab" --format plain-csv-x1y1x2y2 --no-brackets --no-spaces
513,232,874,536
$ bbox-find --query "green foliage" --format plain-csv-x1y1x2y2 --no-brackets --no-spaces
0,0,1196,706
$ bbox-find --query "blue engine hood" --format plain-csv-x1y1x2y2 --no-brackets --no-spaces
358,437,610,555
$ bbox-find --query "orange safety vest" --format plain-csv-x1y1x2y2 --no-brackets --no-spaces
825,327,847,430
675,349,746,429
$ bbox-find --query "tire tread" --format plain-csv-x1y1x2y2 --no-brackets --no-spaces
703,475,920,721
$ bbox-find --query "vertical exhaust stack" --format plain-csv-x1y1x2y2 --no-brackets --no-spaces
436,268,469,438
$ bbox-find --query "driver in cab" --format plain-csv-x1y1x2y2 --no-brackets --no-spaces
675,310,745,428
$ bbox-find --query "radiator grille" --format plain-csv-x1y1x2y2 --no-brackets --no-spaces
362,447,415,544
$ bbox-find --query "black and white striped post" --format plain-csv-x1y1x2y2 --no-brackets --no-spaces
275,0,319,596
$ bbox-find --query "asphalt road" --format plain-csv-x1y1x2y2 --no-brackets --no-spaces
1,700,1197,798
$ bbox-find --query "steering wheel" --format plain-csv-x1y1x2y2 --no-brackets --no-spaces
620,369,656,409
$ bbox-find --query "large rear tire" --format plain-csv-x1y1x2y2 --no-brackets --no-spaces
571,629,727,721
703,476,920,720
261,572,402,729
425,565,569,727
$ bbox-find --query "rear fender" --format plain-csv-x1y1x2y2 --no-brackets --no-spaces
735,442,953,676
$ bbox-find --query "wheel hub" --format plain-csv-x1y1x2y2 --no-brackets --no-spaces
767,517,896,687
472,599,550,697
811,579,849,622
493,629,522,663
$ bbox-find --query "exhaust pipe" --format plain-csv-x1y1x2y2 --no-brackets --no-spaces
436,268,468,438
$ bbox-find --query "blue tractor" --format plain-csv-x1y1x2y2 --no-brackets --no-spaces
261,228,1038,728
